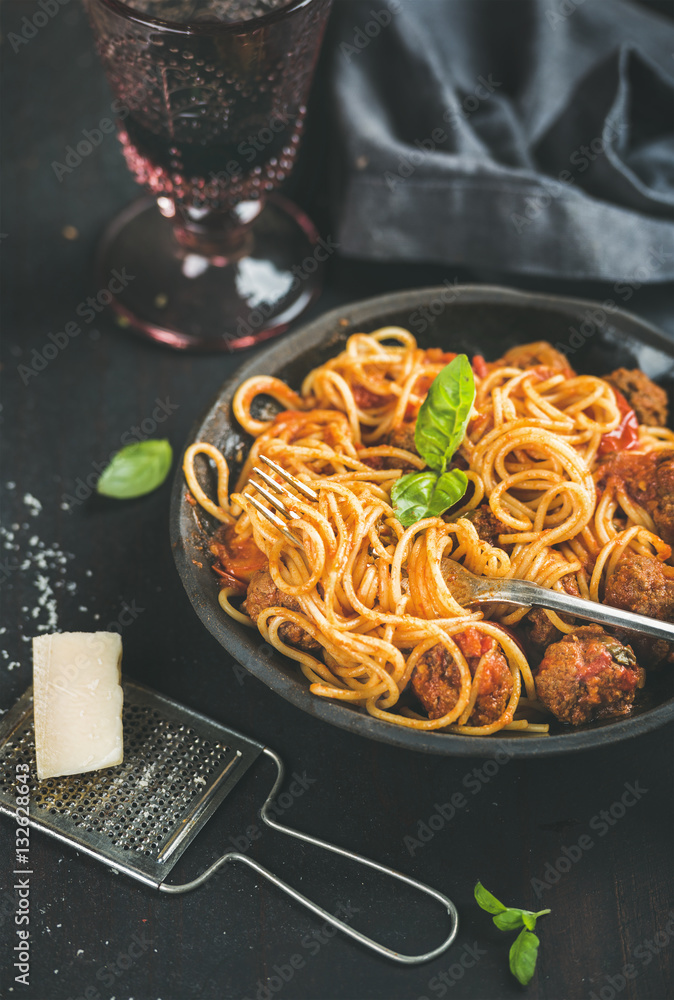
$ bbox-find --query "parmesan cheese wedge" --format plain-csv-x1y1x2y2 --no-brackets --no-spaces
32,632,124,781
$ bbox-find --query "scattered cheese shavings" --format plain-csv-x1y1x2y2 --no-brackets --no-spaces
1,497,77,664
23,493,42,516
1,492,106,673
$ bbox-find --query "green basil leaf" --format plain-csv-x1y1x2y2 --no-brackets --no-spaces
509,928,540,986
391,469,468,528
493,907,549,932
415,354,475,472
97,440,173,499
430,469,469,515
391,472,437,528
602,639,636,667
493,909,527,931
474,881,506,915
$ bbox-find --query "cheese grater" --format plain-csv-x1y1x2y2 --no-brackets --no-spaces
0,680,458,964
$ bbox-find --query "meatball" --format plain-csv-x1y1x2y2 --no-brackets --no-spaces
525,579,579,654
525,608,563,651
385,422,418,454
605,553,674,621
535,625,644,725
597,451,674,546
411,627,513,726
498,342,575,375
604,368,669,427
562,575,581,596
652,454,674,546
361,422,420,472
382,422,420,471
242,567,320,652
604,553,674,665
463,505,510,546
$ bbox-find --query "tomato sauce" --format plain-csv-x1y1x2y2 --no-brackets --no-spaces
472,355,488,379
425,349,457,366
354,351,466,416
597,450,658,511
572,643,613,681
454,627,494,660
212,565,248,595
571,641,638,691
352,385,394,409
454,627,509,696
599,390,640,455
210,525,266,585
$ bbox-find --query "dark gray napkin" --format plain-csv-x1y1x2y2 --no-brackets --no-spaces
331,0,674,281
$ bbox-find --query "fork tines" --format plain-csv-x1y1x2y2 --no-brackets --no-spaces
246,457,318,545
259,456,318,500
246,494,299,545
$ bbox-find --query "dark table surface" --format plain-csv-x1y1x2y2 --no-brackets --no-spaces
1,3,673,1000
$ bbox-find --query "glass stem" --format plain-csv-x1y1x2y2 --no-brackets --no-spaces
170,200,262,260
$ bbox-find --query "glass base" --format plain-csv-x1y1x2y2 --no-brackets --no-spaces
96,194,324,351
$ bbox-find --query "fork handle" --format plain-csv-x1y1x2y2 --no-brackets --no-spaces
488,578,674,643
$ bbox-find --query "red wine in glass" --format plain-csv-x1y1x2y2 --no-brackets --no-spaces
84,0,333,350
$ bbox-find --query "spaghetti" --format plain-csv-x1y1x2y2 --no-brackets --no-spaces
184,330,674,736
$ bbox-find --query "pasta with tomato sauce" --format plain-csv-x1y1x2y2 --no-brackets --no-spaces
183,330,674,737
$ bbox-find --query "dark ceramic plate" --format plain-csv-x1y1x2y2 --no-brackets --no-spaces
170,285,674,757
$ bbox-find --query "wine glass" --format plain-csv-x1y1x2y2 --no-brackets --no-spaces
84,0,333,350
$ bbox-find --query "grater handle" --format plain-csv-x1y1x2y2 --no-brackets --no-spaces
160,748,458,965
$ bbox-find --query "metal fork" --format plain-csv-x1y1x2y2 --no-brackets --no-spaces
441,562,674,643
246,455,318,545
247,457,674,645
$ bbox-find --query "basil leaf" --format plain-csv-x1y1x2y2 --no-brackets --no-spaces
391,472,437,528
415,355,475,472
602,639,636,667
97,440,173,499
431,470,469,515
391,469,468,528
493,909,527,931
476,884,549,986
493,906,549,932
509,928,540,986
474,881,506,915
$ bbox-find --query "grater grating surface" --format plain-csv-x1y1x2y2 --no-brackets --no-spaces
0,681,264,887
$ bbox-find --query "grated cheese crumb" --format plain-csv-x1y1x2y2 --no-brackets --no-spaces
0,502,81,659
23,493,42,516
